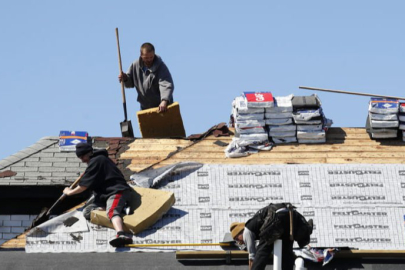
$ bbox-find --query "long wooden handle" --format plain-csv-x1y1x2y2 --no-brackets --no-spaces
46,173,85,215
127,242,232,248
116,28,128,121
299,86,405,100
288,206,294,241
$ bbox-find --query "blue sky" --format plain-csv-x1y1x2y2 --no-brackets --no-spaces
1,1,404,160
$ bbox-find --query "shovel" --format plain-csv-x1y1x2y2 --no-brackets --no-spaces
116,27,134,138
28,173,85,229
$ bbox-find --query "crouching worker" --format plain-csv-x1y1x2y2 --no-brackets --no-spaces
63,143,138,248
230,203,313,270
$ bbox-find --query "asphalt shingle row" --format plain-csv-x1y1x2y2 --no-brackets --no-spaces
0,137,86,186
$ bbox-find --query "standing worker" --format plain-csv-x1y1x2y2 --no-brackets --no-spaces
230,203,313,270
118,42,174,112
63,143,138,248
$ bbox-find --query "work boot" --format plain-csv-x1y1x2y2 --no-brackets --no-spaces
109,234,133,248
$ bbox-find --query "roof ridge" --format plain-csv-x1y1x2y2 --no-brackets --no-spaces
0,137,59,170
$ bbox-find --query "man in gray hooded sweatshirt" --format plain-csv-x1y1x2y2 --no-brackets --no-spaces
118,42,174,112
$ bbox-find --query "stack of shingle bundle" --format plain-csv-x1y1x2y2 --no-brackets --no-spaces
265,94,297,144
399,103,405,141
292,94,331,143
226,93,273,157
367,98,399,139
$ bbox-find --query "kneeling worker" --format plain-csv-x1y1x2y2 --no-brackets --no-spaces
230,203,313,270
63,143,138,248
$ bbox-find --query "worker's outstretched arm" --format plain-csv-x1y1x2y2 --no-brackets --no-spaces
63,185,88,196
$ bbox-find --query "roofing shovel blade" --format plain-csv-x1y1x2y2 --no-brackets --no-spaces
28,173,84,229
120,118,134,138
116,27,134,138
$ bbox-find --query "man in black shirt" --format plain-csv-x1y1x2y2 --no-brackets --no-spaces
63,143,138,248
230,203,313,270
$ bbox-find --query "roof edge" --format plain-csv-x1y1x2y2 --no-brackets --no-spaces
0,137,59,170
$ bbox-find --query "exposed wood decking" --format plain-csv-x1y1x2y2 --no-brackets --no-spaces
121,127,405,172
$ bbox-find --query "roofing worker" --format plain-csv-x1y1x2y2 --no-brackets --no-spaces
230,203,313,270
118,42,174,112
63,143,138,248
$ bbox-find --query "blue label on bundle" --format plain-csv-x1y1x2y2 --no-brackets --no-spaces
59,131,88,151
370,98,399,109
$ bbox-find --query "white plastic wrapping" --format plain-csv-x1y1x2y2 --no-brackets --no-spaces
370,113,398,121
272,136,297,144
371,120,399,128
297,130,326,140
294,119,323,125
297,124,323,132
265,95,293,113
232,96,265,114
268,124,297,132
265,112,293,119
235,126,267,134
371,132,398,139
265,118,293,126
269,130,297,137
293,109,322,121
235,120,266,128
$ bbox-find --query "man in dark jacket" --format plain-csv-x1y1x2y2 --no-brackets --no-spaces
63,143,138,248
230,203,313,270
118,42,174,112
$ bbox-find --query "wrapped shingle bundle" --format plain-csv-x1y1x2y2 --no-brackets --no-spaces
366,115,398,138
292,94,332,143
226,94,273,158
399,103,405,131
243,91,275,108
367,98,399,139
265,95,297,144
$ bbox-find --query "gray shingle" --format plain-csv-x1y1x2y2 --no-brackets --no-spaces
51,172,81,177
26,162,52,167
36,181,53,186
10,166,38,172
24,172,52,177
24,157,40,162
66,167,85,173
8,182,32,186
53,162,80,168
41,148,59,153
53,153,77,158
36,153,55,158
40,157,67,162
38,167,65,172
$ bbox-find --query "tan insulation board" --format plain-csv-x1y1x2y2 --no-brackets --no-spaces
90,187,175,234
137,102,186,138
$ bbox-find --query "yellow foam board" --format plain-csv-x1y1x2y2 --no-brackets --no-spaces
137,102,186,138
90,187,175,234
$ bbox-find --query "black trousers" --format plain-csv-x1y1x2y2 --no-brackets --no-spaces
251,211,295,270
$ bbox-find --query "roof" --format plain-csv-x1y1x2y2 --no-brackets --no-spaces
2,126,405,250
4,127,403,186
